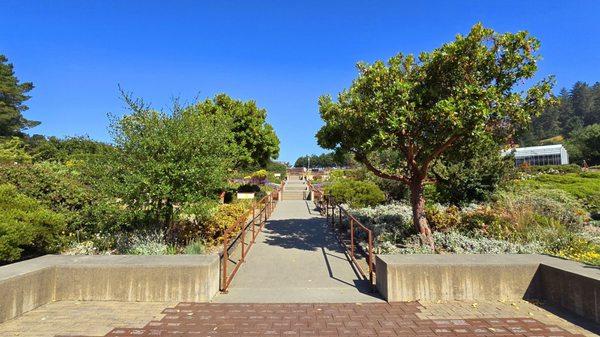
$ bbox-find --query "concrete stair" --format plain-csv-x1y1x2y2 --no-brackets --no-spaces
282,180,308,200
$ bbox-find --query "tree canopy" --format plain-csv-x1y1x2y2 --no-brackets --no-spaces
519,81,600,145
316,23,554,244
293,152,351,168
195,94,280,169
0,54,39,136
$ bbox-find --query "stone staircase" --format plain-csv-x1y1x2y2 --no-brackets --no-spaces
282,176,307,200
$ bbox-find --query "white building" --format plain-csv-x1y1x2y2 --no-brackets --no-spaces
501,144,569,166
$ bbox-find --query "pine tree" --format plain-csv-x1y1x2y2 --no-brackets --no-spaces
0,54,39,136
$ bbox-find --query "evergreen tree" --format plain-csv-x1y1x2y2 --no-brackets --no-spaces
0,55,39,136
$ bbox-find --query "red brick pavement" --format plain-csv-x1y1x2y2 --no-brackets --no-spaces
64,302,585,337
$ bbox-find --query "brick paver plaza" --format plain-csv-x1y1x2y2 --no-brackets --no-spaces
0,197,598,337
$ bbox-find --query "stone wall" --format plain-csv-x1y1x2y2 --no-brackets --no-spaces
0,255,220,323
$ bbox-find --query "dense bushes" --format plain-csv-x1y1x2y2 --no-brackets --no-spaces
517,172,600,217
0,184,65,261
324,179,385,208
347,183,600,265
566,124,600,166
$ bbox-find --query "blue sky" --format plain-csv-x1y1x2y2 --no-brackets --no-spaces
2,1,600,163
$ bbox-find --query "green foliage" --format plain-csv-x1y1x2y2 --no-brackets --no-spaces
517,172,600,215
324,179,385,208
203,202,251,244
432,136,513,204
0,160,135,235
110,93,237,230
183,239,206,254
0,137,32,164
294,152,351,168
519,82,600,145
350,203,414,247
316,23,553,236
0,55,39,136
566,124,600,166
196,94,280,169
400,231,543,254
250,169,268,181
0,184,65,261
25,135,113,163
519,164,581,174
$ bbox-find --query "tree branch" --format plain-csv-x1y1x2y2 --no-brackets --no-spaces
419,135,460,179
354,151,410,185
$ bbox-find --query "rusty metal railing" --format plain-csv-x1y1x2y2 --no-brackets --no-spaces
308,183,375,287
220,189,279,292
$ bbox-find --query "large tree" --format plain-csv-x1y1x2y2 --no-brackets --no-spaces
316,24,554,245
197,94,280,169
0,55,39,136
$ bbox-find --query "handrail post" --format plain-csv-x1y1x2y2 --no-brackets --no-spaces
350,219,355,258
222,236,228,292
241,220,246,262
368,230,374,287
251,202,256,243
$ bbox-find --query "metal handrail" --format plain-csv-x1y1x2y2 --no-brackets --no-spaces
308,183,375,287
220,185,281,292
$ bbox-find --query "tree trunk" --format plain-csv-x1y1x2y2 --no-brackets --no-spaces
409,180,434,249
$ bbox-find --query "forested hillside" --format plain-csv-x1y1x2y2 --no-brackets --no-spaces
519,81,600,165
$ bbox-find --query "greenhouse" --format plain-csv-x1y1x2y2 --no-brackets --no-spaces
502,144,569,166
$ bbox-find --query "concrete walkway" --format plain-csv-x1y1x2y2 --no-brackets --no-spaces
213,200,383,303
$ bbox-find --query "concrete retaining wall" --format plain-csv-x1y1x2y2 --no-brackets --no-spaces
376,254,600,324
0,254,220,323
376,254,542,302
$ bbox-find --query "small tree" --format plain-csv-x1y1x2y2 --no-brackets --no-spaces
110,93,237,230
316,24,554,246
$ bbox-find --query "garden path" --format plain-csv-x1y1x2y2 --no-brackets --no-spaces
212,199,383,303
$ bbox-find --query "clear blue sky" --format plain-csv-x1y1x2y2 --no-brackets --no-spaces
2,1,600,163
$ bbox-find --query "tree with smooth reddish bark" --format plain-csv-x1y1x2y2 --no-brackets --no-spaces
316,24,555,247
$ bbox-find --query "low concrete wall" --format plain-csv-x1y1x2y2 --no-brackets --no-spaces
376,254,600,324
376,254,542,302
538,259,600,323
0,254,220,323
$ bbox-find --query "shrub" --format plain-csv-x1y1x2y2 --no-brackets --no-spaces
454,189,587,245
250,169,268,181
350,203,414,247
517,172,600,215
433,137,513,204
203,201,251,244
399,231,544,254
553,236,600,266
113,231,173,255
184,239,206,254
324,179,385,208
425,204,464,231
519,164,581,174
0,184,65,261
566,124,600,166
